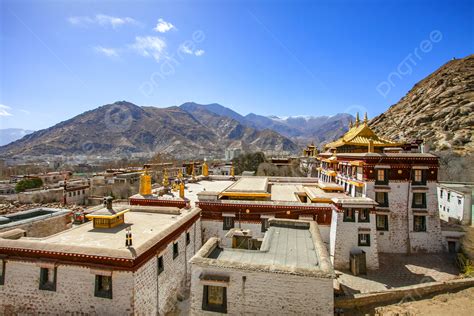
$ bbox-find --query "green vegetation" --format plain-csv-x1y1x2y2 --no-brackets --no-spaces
15,178,43,193
232,152,265,175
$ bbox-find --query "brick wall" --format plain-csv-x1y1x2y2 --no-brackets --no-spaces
190,264,334,315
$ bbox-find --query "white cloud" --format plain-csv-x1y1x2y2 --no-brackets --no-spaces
179,44,205,57
179,44,194,55
0,104,13,117
130,36,167,62
95,46,119,58
194,49,205,56
154,18,175,33
20,109,31,115
68,14,137,28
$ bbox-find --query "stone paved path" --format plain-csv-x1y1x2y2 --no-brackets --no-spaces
337,253,461,295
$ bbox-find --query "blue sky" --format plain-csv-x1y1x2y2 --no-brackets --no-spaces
0,0,472,130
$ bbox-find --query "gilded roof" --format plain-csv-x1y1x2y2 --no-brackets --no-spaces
324,123,402,149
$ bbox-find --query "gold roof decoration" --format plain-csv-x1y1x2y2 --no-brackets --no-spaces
324,112,403,150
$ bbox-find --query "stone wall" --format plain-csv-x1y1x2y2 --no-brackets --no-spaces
330,210,379,270
367,181,445,254
0,261,134,315
190,265,334,315
0,211,72,237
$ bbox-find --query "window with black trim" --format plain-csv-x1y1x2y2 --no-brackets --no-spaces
358,233,370,246
157,256,164,275
173,242,179,259
412,169,426,185
358,209,370,223
412,193,427,208
375,169,389,185
261,218,269,232
375,192,389,207
0,259,5,285
95,275,112,299
343,209,355,222
202,285,227,313
186,232,191,245
414,215,426,232
39,267,57,291
376,214,389,231
223,217,234,230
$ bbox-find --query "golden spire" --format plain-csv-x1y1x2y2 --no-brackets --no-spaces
363,112,368,124
355,112,360,127
162,169,170,187
179,182,185,198
230,165,235,177
139,167,152,195
191,163,196,180
177,168,183,180
202,160,209,177
349,120,353,128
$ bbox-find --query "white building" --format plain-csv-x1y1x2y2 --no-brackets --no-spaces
190,218,335,315
438,182,473,225
224,148,241,161
0,203,202,315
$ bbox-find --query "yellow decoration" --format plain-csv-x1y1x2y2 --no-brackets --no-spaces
86,209,129,229
178,169,183,180
139,168,152,196
363,112,368,124
231,166,235,177
398,169,403,174
202,161,209,177
355,112,360,127
162,169,170,187
179,182,185,199
191,164,196,180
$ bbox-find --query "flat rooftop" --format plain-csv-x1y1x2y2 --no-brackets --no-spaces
271,184,302,202
185,180,234,206
216,225,318,269
224,177,268,193
192,219,334,278
1,207,200,259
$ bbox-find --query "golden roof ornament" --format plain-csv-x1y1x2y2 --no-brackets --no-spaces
162,169,170,187
364,112,368,124
349,120,353,128
355,112,360,127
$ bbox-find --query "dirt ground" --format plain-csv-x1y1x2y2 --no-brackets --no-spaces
373,287,474,316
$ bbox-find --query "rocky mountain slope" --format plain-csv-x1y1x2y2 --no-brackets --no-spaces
370,54,474,154
0,101,298,159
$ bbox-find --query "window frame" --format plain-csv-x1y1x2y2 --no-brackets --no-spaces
376,214,389,231
375,169,389,185
343,209,355,222
412,193,427,208
0,259,5,285
94,275,113,299
39,267,57,291
202,285,227,314
413,215,427,232
358,233,371,246
157,256,164,275
358,208,370,223
223,216,235,230
186,232,191,245
173,242,179,259
375,192,389,207
412,169,427,185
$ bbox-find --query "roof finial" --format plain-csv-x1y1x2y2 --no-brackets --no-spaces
349,120,353,128
355,112,360,127
364,112,368,124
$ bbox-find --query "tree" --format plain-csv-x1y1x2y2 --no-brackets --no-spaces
15,178,43,193
232,152,265,175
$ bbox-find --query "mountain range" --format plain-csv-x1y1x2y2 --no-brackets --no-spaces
0,102,353,159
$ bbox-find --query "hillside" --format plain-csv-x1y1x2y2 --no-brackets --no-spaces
370,54,474,154
0,101,298,159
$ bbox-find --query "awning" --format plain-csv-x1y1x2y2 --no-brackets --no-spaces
348,181,364,188
350,160,365,167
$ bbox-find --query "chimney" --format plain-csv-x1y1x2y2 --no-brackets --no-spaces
368,140,374,153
